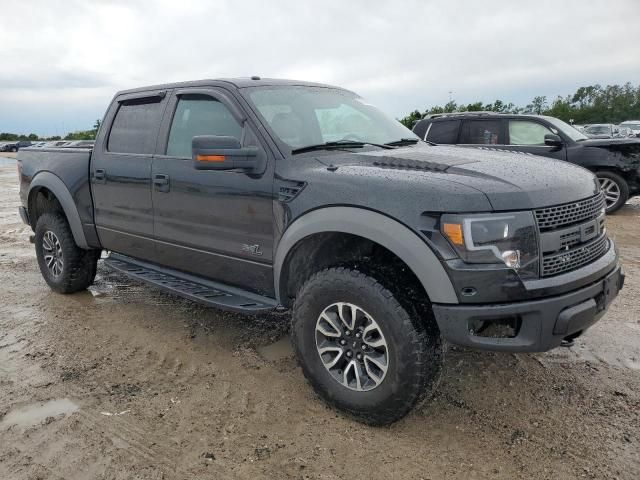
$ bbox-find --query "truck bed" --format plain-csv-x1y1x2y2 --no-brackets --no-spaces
18,147,95,232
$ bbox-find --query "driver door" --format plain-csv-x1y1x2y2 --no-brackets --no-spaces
151,88,275,295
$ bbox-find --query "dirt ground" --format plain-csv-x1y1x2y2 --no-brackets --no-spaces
0,157,638,480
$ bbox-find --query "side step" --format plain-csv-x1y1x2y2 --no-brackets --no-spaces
104,253,278,313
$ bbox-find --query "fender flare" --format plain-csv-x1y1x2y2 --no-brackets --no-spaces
274,207,458,305
29,172,89,249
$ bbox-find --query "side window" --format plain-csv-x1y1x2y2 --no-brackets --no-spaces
460,120,502,145
108,97,165,154
166,95,243,158
508,120,553,145
425,120,461,144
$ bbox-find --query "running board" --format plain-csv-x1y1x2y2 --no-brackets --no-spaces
104,253,278,313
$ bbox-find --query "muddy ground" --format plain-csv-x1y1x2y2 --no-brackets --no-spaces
0,157,638,479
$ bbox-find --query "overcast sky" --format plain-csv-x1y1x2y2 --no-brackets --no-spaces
1,0,639,136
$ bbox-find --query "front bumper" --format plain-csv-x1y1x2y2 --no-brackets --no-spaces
432,265,624,352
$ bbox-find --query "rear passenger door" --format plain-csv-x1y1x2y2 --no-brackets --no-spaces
151,88,275,295
91,91,167,261
459,119,505,145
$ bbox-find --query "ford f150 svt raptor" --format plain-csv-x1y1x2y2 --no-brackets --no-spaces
17,78,624,425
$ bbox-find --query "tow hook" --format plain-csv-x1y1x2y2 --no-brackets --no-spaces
29,234,35,244
561,331,583,347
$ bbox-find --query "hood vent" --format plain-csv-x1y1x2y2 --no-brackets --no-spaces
372,158,450,172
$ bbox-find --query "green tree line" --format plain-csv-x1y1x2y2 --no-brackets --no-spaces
400,83,640,128
0,119,101,142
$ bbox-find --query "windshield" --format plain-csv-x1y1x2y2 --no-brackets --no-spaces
244,86,418,149
585,125,611,135
543,116,589,141
623,123,640,130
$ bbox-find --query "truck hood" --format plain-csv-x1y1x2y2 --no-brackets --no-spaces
579,137,640,149
315,143,600,210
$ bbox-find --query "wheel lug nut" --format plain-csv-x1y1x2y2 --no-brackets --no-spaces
340,339,347,345
361,344,367,350
345,330,351,336
346,351,352,358
356,353,362,360
355,332,361,338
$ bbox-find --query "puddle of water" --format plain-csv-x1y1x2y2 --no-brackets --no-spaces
0,157,16,166
257,336,293,362
0,399,79,429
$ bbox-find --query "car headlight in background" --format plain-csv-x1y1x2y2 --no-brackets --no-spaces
441,211,539,279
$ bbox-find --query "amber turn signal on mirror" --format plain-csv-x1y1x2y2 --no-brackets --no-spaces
196,154,226,162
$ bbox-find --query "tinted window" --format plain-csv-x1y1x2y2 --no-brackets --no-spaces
166,95,243,158
508,120,553,145
108,97,164,154
460,120,502,144
425,120,460,143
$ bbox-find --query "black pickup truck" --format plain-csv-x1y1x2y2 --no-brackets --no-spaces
413,112,640,213
18,78,623,425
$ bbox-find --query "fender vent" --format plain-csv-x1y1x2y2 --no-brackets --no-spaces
278,181,306,202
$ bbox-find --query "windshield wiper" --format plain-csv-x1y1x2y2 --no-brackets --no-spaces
291,140,395,155
384,138,421,147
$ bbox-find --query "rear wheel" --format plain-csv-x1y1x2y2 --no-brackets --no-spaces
291,267,442,425
35,213,100,293
597,171,629,213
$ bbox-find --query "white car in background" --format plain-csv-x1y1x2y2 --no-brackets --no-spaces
620,120,640,137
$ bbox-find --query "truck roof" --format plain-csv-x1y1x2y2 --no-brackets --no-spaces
115,77,348,96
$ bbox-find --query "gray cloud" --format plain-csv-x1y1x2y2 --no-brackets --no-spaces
1,0,639,135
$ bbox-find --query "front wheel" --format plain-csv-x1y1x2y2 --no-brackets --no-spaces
597,171,629,213
291,267,443,425
35,213,100,293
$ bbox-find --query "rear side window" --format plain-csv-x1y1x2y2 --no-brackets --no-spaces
166,95,243,158
108,97,165,154
425,120,460,144
460,120,502,144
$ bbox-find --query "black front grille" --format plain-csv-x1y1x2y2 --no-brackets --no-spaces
542,234,608,277
535,193,605,231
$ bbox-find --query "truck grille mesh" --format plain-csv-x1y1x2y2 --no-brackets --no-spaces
534,193,605,231
542,234,608,277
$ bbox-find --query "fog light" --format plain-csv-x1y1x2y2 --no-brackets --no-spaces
501,250,521,269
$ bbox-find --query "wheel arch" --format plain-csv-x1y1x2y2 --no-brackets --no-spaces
28,172,88,248
274,207,458,307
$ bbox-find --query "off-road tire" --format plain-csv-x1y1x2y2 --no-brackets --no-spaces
291,267,443,425
35,213,99,293
597,171,629,213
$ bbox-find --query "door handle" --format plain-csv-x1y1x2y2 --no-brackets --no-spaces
153,173,170,192
94,169,106,184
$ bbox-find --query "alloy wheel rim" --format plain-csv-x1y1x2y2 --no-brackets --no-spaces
315,302,389,392
599,177,621,209
42,231,64,277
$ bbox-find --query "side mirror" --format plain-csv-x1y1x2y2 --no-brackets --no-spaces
544,133,563,148
192,135,258,171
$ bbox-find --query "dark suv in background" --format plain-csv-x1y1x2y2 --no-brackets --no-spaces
1,140,33,152
413,112,640,213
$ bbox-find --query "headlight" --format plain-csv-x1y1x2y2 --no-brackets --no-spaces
441,211,539,278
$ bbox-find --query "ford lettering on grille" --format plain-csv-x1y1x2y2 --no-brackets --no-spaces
536,194,609,277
